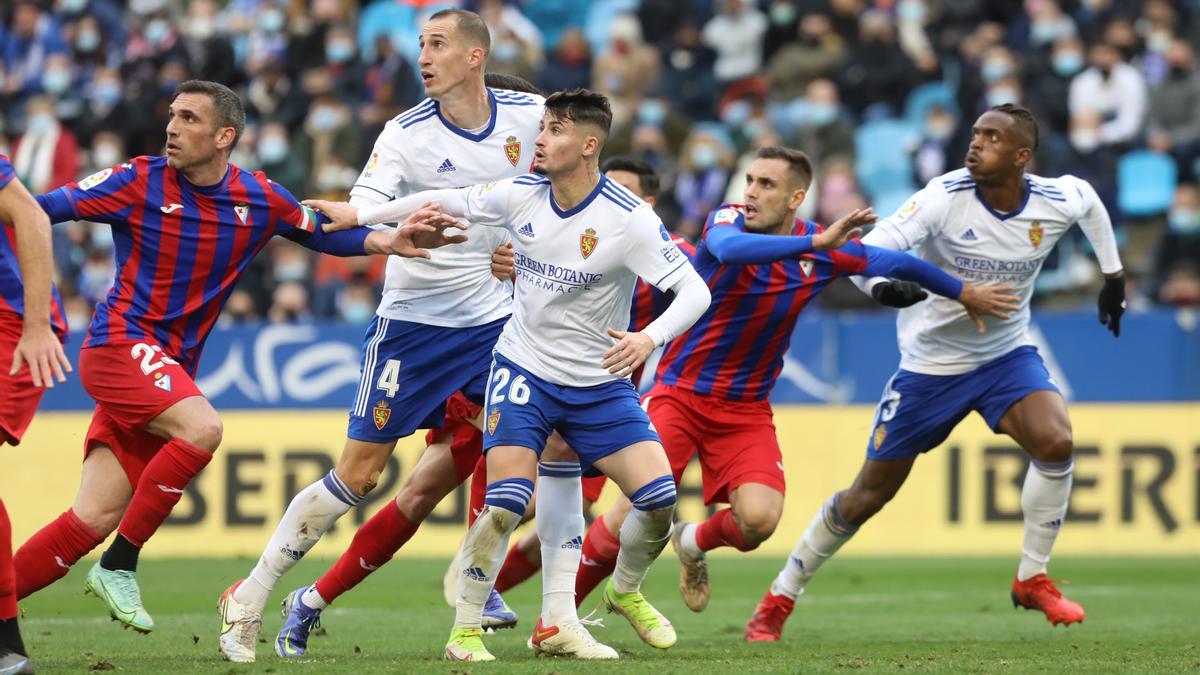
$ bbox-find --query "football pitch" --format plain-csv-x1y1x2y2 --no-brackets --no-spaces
15,556,1197,673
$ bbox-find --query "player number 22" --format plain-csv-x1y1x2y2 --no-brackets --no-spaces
130,342,178,376
489,367,530,405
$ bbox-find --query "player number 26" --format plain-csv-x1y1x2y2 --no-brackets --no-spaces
130,342,178,376
489,367,530,405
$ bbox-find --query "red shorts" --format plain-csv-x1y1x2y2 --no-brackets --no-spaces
423,391,483,484
582,475,606,503
0,313,48,445
644,382,785,505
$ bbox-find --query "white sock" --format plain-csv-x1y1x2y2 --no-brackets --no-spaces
536,463,584,626
1018,459,1073,581
300,584,328,610
454,504,523,629
613,506,673,593
234,470,360,610
677,521,701,558
771,492,857,600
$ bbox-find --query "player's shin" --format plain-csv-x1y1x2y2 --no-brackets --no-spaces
1018,459,1073,581
613,476,676,593
454,478,533,629
575,514,620,605
535,462,584,625
14,509,104,599
233,470,362,610
771,492,858,600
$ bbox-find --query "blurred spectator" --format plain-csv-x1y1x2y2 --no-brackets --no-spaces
68,13,122,79
1068,41,1147,150
268,281,312,323
1158,262,1200,305
1147,40,1200,181
839,11,920,115
791,79,854,165
659,22,718,120
256,121,307,195
913,104,958,184
762,0,800,63
3,0,68,103
1025,0,1077,49
218,289,260,327
77,246,115,305
766,13,846,102
478,0,544,82
293,95,364,194
322,25,368,104
673,126,735,239
701,0,767,90
359,34,422,133
1138,0,1177,86
337,276,378,324
1025,36,1085,138
11,96,79,193
83,130,124,173
179,0,237,86
245,63,308,131
592,14,659,119
520,0,588,52
63,295,93,333
1154,184,1200,304
39,52,86,128
536,28,591,93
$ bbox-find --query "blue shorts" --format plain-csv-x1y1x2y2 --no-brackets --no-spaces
347,315,507,443
482,352,661,472
867,346,1061,461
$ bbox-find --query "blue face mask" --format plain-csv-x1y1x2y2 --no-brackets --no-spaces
897,0,927,22
769,2,797,25
42,69,71,95
987,87,1018,107
1053,51,1084,77
1030,20,1061,44
144,19,170,45
806,101,837,127
76,30,100,52
342,301,375,324
690,145,718,170
1169,208,1199,235
492,41,521,62
26,113,55,135
981,59,1011,83
93,81,122,106
638,100,667,126
259,136,289,164
62,0,88,13
310,108,340,132
720,100,752,126
259,10,285,33
327,41,355,64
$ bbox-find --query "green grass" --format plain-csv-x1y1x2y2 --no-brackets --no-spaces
16,556,1198,673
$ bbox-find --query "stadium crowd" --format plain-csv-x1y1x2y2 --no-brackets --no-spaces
0,0,1197,327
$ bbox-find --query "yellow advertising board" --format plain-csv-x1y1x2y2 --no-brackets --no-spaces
2,405,1197,558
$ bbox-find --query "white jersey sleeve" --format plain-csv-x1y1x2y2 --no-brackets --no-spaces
351,119,406,206
461,179,518,229
870,177,955,251
622,206,691,290
1063,175,1123,274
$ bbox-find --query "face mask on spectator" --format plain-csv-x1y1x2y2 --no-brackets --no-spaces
1053,51,1084,77
986,87,1018,107
259,136,289,164
1169,208,1199,235
638,100,667,126
492,41,521,63
145,19,170,45
743,119,769,140
316,165,346,192
188,17,215,40
720,100,752,127
806,101,837,127
275,261,307,283
310,107,341,132
1070,129,1099,153
896,1,926,23
93,143,121,168
90,223,113,248
43,69,72,95
76,30,101,53
1146,31,1172,54
260,9,285,33
62,0,88,13
93,80,122,106
980,59,1011,83
1029,20,1063,44
342,301,374,324
925,117,954,141
26,113,56,135
769,2,797,26
327,40,355,64
690,144,718,170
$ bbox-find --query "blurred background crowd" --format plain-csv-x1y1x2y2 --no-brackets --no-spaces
1,0,1198,328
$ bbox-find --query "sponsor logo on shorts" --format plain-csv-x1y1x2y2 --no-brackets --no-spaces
154,373,172,392
373,400,391,430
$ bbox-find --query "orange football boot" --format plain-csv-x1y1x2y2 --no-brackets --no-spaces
1011,574,1085,626
744,590,795,642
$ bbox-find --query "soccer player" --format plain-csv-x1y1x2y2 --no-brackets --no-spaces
305,89,717,662
217,11,547,662
747,104,1123,640
12,80,450,634
569,146,1022,611
0,152,72,675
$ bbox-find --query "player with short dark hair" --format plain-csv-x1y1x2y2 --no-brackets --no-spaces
10,80,453,635
748,105,1123,641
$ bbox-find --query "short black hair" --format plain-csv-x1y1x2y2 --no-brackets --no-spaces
484,72,543,96
428,8,491,56
989,102,1039,151
543,88,612,143
601,156,660,197
172,79,246,150
756,146,814,190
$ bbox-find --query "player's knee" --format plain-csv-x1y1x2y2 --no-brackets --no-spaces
629,475,676,513
1034,431,1073,464
182,417,223,452
394,476,448,520
735,505,781,550
74,502,122,537
840,485,892,526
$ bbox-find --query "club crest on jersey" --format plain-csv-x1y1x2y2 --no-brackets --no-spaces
487,407,500,435
872,423,887,449
504,135,521,166
373,401,391,430
799,259,815,278
78,168,112,191
234,203,249,224
1029,221,1044,248
580,227,598,259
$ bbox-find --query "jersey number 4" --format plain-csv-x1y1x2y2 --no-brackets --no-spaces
489,367,530,405
376,359,402,397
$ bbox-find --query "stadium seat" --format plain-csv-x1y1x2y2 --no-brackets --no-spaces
855,119,919,197
904,82,956,128
1117,150,1176,217
871,189,915,218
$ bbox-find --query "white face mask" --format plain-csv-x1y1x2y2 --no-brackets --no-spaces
93,144,121,167
1070,129,1100,153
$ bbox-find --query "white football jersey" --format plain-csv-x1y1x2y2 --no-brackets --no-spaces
456,173,692,386
350,88,543,327
867,168,1122,375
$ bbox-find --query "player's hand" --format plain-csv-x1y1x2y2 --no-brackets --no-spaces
492,242,515,281
303,199,359,232
1098,273,1125,337
957,283,1021,333
871,280,928,308
813,208,875,250
381,206,468,258
11,323,71,388
602,328,654,378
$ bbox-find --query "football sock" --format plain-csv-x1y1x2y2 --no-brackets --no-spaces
99,534,139,572
0,618,25,657
0,499,15,621
234,470,360,611
771,492,857,600
453,478,532,629
494,539,540,593
299,584,327,611
312,499,418,605
534,462,583,625
1018,459,1073,581
575,514,620,605
694,507,752,552
613,476,675,593
116,438,211,551
14,509,104,599
468,456,487,527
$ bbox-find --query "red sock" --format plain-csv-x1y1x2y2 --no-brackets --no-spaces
117,438,211,547
575,515,620,606
14,508,104,600
0,498,15,620
314,500,418,604
494,543,540,593
468,455,487,527
694,508,752,552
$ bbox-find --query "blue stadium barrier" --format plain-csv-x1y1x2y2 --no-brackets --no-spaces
1117,150,1176,217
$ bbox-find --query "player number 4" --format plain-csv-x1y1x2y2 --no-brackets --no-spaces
377,359,401,398
489,367,530,405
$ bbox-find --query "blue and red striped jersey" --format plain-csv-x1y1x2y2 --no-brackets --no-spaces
35,156,330,373
0,153,68,337
657,204,868,401
628,233,696,332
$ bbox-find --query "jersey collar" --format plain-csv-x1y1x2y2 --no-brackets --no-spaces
549,175,607,219
433,90,498,143
974,176,1031,221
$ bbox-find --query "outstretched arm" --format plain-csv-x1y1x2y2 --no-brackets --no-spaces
706,208,874,265
305,188,471,232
